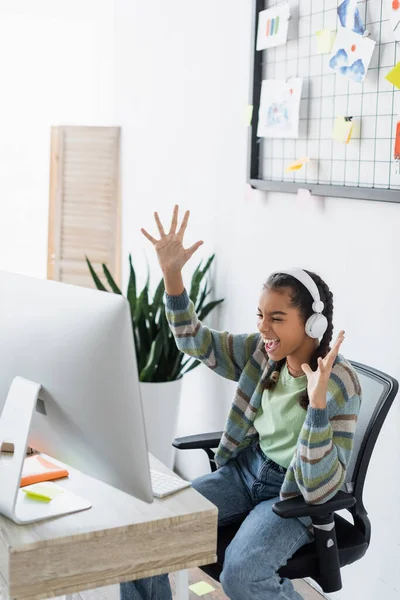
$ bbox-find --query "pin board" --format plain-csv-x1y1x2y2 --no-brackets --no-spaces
247,0,400,203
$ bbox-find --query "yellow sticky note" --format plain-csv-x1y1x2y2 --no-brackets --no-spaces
246,104,254,125
386,62,400,89
188,581,216,596
22,482,64,502
285,157,309,172
332,116,353,144
316,29,336,54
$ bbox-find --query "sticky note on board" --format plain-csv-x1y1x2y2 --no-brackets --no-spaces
246,104,254,125
285,157,309,172
22,482,65,502
395,121,400,160
386,62,400,89
332,116,353,144
189,581,216,596
316,29,336,54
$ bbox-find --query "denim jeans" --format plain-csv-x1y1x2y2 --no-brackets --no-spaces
120,443,314,600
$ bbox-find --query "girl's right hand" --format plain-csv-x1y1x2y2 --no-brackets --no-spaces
141,205,204,274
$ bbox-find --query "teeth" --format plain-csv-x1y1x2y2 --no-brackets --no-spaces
264,338,279,343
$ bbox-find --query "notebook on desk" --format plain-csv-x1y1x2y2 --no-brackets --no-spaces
20,455,69,487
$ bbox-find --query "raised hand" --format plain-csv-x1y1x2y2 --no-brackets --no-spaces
141,205,203,275
301,331,345,409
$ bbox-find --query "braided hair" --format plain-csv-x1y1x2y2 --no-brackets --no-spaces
263,270,334,410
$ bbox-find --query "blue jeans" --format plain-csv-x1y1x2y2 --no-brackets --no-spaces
120,443,314,600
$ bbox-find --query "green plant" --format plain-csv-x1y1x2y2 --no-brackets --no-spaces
86,254,224,382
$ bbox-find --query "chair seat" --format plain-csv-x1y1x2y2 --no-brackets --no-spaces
200,513,368,583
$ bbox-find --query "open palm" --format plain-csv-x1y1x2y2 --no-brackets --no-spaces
141,205,203,274
301,331,345,408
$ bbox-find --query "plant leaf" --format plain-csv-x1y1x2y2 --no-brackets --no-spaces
152,278,165,314
180,358,201,376
127,254,137,315
189,265,203,304
86,257,107,292
139,332,164,381
201,253,215,276
198,299,224,321
102,264,122,294
196,281,210,312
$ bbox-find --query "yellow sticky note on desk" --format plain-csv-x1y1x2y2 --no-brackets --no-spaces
285,157,309,172
332,116,353,144
189,581,216,596
386,62,400,89
316,29,335,54
22,482,64,502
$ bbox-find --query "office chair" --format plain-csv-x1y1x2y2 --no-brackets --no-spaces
173,361,398,593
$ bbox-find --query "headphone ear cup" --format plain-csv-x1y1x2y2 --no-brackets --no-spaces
305,313,328,339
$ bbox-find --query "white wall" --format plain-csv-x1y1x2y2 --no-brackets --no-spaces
114,2,400,599
0,0,115,278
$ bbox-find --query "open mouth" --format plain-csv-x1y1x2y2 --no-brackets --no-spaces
264,338,280,353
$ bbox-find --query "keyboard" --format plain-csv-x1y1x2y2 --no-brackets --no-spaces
150,469,192,499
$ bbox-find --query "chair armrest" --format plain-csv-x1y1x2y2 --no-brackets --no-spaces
272,491,356,519
172,432,223,450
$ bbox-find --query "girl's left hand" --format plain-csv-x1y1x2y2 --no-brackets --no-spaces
301,331,345,409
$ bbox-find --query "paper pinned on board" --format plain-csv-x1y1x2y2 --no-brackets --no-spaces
332,116,354,143
257,78,303,139
394,121,400,160
391,0,400,41
257,4,291,50
246,105,254,125
386,62,400,90
337,0,365,35
316,29,336,54
285,157,310,172
329,28,376,84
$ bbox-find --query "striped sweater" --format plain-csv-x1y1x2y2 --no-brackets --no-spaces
166,289,362,505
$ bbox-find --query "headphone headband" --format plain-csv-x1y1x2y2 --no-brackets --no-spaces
273,268,324,314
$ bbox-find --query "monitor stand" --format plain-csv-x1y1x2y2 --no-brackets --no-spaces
0,376,91,524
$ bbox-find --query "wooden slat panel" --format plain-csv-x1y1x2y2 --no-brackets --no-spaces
47,126,121,288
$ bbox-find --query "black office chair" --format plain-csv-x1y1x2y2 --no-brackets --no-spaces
173,361,398,593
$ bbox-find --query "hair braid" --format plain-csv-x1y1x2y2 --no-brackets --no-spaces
298,271,334,410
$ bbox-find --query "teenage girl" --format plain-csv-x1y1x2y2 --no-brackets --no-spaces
121,205,361,600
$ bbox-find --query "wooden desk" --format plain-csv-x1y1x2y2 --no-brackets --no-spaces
0,456,218,600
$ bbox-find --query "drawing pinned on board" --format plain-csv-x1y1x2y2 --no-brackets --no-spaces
337,0,365,35
332,116,354,143
329,28,376,83
285,157,310,172
386,61,400,89
256,4,290,50
391,0,400,41
257,78,303,139
316,29,336,54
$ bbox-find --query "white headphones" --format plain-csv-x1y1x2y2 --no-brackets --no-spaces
274,268,328,339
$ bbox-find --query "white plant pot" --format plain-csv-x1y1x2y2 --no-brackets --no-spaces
140,379,183,470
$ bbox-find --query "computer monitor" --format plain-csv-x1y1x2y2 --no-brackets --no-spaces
0,270,154,522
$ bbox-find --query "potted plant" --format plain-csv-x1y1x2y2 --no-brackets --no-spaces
86,254,224,467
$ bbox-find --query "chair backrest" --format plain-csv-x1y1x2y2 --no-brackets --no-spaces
341,361,398,502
